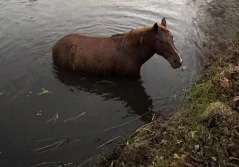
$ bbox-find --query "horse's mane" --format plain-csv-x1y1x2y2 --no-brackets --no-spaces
117,26,150,47
124,25,169,46
110,24,169,48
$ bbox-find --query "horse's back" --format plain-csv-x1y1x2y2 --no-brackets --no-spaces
52,34,117,73
52,33,140,76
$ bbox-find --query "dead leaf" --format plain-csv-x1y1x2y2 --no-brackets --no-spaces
235,126,239,136
234,66,239,71
220,77,230,88
227,144,239,158
212,157,217,162
233,96,239,102
180,154,187,162
184,163,194,167
189,130,197,139
182,66,187,71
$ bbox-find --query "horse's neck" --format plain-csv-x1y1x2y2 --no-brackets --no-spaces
136,43,155,66
122,32,155,66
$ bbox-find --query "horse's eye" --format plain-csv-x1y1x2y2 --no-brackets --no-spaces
159,41,164,43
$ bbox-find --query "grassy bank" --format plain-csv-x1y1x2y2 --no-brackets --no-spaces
151,30,239,166
95,29,239,167
95,1,239,166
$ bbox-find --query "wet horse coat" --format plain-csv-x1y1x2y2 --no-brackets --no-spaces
52,18,182,76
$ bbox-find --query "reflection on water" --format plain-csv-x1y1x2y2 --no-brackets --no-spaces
0,0,204,166
55,67,153,119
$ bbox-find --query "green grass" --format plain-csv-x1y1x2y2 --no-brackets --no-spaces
95,29,239,167
151,31,239,167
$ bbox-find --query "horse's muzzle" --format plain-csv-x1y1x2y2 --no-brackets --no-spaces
172,61,182,69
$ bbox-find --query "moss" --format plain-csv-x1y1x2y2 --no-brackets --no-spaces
95,29,239,167
94,1,239,166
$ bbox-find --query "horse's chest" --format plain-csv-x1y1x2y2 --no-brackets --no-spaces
114,58,140,75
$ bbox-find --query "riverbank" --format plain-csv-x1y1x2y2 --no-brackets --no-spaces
95,0,239,166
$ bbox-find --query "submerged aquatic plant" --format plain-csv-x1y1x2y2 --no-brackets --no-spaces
64,112,86,123
46,113,59,124
38,88,51,96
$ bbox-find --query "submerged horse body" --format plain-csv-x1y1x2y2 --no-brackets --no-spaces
52,18,182,76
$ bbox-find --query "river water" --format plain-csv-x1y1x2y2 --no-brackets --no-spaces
0,0,203,166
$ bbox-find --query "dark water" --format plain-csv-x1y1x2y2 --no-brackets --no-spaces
0,0,204,166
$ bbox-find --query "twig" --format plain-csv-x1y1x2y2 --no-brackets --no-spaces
33,140,63,151
230,39,239,52
96,80,116,86
64,112,86,123
55,139,65,148
229,157,239,162
77,154,100,167
36,111,151,149
38,88,52,96
128,122,154,138
226,163,238,167
190,155,203,162
97,136,122,148
30,162,57,167
37,137,65,142
99,111,151,132
40,139,81,153
46,113,59,124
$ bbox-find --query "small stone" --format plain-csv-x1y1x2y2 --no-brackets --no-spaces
161,140,167,144
174,153,180,159
195,145,200,152
159,156,164,160
212,157,217,162
182,66,187,71
220,77,230,88
233,96,239,102
236,104,239,112
37,111,42,116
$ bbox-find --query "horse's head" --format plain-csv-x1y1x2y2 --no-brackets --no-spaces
151,18,182,69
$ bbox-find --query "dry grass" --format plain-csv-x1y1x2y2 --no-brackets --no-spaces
95,29,239,167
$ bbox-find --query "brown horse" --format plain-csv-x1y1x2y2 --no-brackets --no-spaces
52,18,182,76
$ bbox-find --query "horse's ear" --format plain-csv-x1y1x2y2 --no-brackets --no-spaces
161,17,166,27
153,23,158,31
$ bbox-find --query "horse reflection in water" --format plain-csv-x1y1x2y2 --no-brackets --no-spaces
54,67,153,122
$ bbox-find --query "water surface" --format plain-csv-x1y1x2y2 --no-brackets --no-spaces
0,0,203,166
